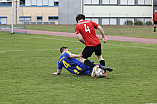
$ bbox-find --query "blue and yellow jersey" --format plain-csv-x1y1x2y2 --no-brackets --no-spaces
58,51,92,75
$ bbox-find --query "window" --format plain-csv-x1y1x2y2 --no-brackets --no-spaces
138,0,144,5
145,0,151,5
54,0,59,6
138,0,152,5
32,0,37,5
120,18,127,25
102,0,109,4
48,16,58,21
102,18,117,25
102,0,117,4
37,16,42,21
84,18,99,24
144,18,151,23
86,18,92,20
0,2,12,7
126,18,134,25
110,18,117,25
110,0,117,4
92,18,99,24
92,0,99,4
120,18,134,25
84,0,92,4
120,0,135,5
19,16,31,21
0,17,7,25
7,2,11,5
54,2,59,6
154,0,157,6
84,0,99,4
20,0,58,6
20,0,25,5
102,18,110,25
120,0,127,5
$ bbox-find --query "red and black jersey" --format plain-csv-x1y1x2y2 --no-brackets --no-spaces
75,20,100,46
153,13,157,21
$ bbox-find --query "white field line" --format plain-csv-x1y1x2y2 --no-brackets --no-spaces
0,49,59,53
0,48,84,53
0,38,13,39
36,37,79,42
0,36,156,53
36,37,157,50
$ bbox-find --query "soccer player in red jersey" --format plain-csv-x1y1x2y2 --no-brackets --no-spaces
153,10,157,32
75,14,112,73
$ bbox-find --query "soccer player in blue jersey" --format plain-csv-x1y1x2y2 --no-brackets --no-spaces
53,47,113,77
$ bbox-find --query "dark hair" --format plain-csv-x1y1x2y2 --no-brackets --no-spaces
76,14,85,23
60,47,67,53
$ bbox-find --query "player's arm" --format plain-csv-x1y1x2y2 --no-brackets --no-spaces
70,53,82,58
97,26,107,43
66,51,82,58
76,33,86,45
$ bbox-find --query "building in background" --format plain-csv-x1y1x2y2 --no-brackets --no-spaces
0,0,59,25
83,0,154,25
59,0,155,25
0,0,156,25
58,0,83,24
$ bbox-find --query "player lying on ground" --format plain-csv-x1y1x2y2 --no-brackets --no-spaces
53,47,113,77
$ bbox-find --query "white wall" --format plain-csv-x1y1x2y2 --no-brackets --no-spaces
84,6,153,18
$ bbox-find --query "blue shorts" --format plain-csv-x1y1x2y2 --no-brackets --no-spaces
79,64,103,75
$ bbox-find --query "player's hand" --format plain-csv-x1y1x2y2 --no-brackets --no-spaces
79,53,82,56
52,72,58,74
52,72,60,75
103,38,107,43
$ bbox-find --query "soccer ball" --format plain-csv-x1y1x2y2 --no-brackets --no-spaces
95,68,105,78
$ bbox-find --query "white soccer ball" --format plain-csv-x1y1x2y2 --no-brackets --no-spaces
95,68,105,78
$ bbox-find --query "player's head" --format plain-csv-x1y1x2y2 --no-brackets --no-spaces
60,47,68,53
155,10,157,13
76,14,85,23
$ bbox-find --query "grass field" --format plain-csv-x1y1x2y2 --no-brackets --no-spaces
0,25,157,104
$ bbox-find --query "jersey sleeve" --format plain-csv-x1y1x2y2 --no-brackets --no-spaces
58,60,62,70
75,25,80,35
92,21,99,29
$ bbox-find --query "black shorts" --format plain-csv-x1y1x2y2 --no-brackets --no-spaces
154,21,157,24
82,44,102,59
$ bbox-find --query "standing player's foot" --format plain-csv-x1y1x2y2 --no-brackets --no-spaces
101,66,113,72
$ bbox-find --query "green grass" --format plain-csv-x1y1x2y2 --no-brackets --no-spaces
26,25,157,39
0,30,157,104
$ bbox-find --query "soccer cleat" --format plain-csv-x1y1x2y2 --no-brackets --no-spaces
101,66,113,72
91,65,99,77
104,72,107,77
